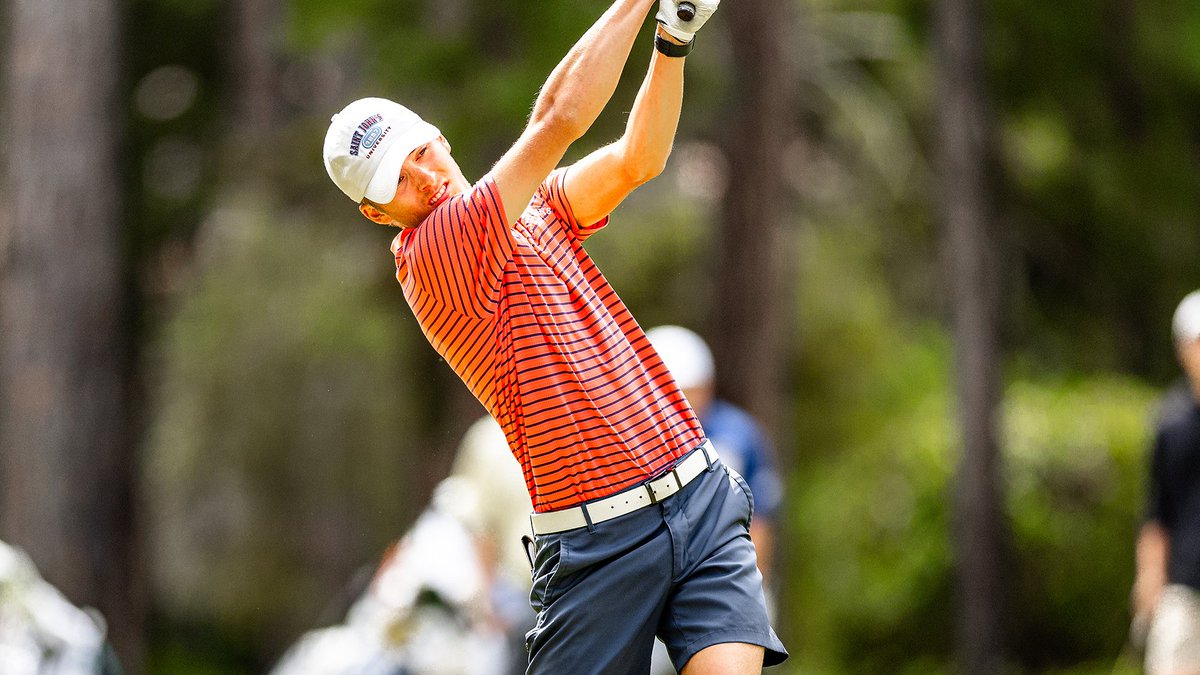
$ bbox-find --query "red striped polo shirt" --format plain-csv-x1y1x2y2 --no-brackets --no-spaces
391,168,704,512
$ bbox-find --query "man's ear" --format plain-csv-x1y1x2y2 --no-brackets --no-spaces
438,135,451,153
359,202,393,225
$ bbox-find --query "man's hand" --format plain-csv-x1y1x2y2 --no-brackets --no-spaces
656,0,719,43
1131,573,1164,623
1130,521,1170,649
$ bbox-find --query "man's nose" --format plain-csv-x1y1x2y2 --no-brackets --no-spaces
412,165,436,190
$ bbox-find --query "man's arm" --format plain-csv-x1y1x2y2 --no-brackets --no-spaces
561,23,687,225
1132,520,1169,621
750,519,775,585
491,0,655,224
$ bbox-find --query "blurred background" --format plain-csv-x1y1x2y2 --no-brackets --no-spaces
1,0,1197,672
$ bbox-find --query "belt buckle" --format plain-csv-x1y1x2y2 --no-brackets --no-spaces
699,441,716,472
644,482,659,504
647,467,684,503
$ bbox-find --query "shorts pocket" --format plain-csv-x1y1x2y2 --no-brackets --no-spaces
528,534,572,612
728,467,755,526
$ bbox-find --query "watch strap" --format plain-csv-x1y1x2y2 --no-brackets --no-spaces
654,32,694,58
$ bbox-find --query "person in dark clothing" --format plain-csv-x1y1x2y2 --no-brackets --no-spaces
1133,290,1200,674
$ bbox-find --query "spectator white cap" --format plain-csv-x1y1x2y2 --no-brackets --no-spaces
323,97,440,203
645,325,715,389
1174,290,1200,344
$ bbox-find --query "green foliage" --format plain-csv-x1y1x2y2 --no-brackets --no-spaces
147,616,263,675
786,219,956,673
123,0,1200,672
783,218,1158,673
286,0,663,181
985,0,1200,378
143,196,421,658
1005,377,1154,668
788,359,1156,674
126,0,223,242
584,169,719,329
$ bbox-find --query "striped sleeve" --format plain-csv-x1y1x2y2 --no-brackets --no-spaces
401,175,513,317
540,167,609,242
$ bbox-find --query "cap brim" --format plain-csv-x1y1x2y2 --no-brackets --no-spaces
363,139,408,204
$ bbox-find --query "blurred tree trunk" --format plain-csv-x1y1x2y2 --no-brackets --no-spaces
933,0,1008,672
226,0,283,168
0,0,143,671
714,0,795,437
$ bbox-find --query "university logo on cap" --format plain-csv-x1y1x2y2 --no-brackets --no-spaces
349,114,388,158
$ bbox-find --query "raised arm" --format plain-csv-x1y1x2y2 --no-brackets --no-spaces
562,25,686,226
491,0,657,224
562,0,720,225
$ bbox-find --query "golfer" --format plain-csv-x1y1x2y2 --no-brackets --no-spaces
322,1,786,672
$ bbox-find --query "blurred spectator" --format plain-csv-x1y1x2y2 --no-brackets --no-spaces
1133,290,1200,674
645,326,784,674
270,416,533,675
645,325,784,581
440,415,538,675
0,540,121,675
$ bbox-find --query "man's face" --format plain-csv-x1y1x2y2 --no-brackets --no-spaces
1179,338,1200,397
360,136,469,229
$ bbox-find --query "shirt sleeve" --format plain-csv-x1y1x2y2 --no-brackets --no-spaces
394,175,514,317
537,167,610,242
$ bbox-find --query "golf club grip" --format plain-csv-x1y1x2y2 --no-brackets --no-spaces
678,2,696,21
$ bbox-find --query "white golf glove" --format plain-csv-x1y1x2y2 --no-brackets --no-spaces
656,0,720,44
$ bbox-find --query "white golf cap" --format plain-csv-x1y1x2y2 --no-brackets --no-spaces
1174,290,1200,344
645,325,715,389
322,97,441,203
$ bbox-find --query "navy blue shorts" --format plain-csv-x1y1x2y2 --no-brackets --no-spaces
524,456,788,673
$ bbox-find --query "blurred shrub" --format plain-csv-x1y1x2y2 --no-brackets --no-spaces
1005,376,1154,669
781,221,1159,674
142,196,423,664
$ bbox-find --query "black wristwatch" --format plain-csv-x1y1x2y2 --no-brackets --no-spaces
654,32,694,58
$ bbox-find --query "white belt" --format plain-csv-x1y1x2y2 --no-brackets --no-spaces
529,440,718,536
